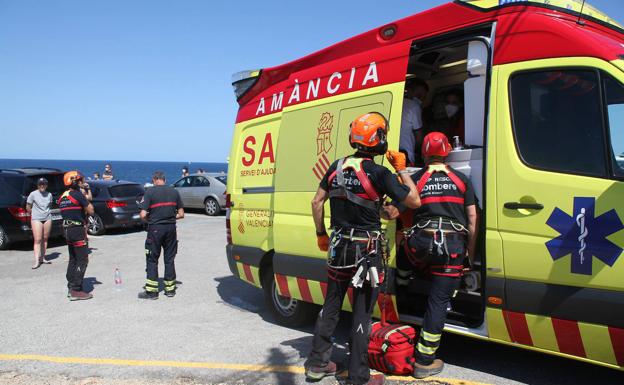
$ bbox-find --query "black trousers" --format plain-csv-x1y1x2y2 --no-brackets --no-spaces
307,242,380,385
64,225,89,291
144,224,178,293
415,274,460,365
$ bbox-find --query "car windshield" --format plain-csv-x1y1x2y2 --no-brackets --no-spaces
109,184,144,198
215,175,227,185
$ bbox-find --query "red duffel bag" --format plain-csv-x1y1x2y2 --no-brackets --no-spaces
368,295,417,375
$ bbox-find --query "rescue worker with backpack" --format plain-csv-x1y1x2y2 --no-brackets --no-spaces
305,112,421,385
58,171,95,301
389,132,478,378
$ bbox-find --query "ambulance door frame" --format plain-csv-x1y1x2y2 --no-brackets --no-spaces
400,26,495,332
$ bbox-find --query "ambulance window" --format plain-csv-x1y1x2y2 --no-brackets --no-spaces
510,70,607,177
603,75,624,177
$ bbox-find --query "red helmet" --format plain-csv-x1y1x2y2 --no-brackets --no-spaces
422,132,451,158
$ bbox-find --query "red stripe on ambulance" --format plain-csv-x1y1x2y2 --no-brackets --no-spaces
242,264,255,284
552,318,586,358
503,310,533,346
297,277,314,303
608,326,624,366
275,274,290,298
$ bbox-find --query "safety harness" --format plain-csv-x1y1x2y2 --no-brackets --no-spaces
402,164,468,277
326,228,387,288
327,157,381,211
325,157,387,287
58,190,87,247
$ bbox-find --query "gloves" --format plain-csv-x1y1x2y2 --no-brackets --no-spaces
386,150,407,172
317,233,329,252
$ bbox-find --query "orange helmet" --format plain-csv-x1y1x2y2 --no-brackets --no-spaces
422,132,451,158
63,171,84,186
349,112,389,155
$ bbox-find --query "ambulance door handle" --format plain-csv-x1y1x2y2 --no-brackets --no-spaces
504,202,544,210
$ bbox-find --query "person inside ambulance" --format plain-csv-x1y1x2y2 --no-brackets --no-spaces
387,132,477,378
442,89,464,144
58,171,95,301
306,112,421,385
400,78,429,167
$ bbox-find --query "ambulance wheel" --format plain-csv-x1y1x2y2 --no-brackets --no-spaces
262,267,316,327
87,214,105,236
0,224,10,250
204,197,220,216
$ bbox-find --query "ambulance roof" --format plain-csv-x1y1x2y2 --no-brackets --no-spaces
237,0,624,112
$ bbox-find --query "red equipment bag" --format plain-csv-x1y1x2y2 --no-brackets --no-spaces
367,294,417,375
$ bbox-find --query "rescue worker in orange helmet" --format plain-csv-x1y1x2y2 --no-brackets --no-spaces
58,171,95,301
305,112,421,385
386,132,478,378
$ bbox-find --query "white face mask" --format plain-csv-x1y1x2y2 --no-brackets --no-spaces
445,104,460,118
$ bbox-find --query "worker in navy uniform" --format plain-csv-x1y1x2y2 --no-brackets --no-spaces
305,112,421,385
59,171,95,301
138,171,184,299
387,132,477,378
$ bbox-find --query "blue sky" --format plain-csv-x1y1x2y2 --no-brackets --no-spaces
0,0,622,162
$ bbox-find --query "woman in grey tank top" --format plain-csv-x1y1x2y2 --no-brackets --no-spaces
26,178,53,269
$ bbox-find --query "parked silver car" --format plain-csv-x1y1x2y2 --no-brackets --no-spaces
172,173,226,216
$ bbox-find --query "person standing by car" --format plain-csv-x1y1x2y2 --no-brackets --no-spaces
59,171,95,301
181,166,189,178
138,171,184,300
306,112,421,385
102,164,114,181
26,178,53,269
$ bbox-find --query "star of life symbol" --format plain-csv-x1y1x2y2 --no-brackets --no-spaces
546,197,623,275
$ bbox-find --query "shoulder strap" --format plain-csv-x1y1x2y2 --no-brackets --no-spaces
354,158,380,201
328,157,379,210
444,165,466,194
416,167,434,193
416,165,466,194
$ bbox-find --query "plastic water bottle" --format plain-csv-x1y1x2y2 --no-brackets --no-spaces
114,268,123,290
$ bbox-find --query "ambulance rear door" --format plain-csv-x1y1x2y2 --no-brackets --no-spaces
494,57,624,364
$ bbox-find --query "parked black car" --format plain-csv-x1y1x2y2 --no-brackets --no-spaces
0,168,65,250
87,180,145,235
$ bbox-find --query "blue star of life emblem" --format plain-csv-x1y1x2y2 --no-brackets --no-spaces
546,197,624,275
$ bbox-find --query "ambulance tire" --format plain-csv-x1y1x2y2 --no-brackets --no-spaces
262,267,317,327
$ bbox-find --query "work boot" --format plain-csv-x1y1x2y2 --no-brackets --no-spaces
413,359,444,379
305,361,337,381
164,290,176,298
68,290,93,301
345,373,385,385
138,291,158,300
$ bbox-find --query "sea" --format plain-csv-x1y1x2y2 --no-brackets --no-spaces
0,159,228,185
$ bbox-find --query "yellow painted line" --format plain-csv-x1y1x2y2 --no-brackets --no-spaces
0,354,303,374
386,374,492,385
0,353,492,384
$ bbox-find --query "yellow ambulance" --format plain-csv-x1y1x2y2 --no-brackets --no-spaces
226,0,624,370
